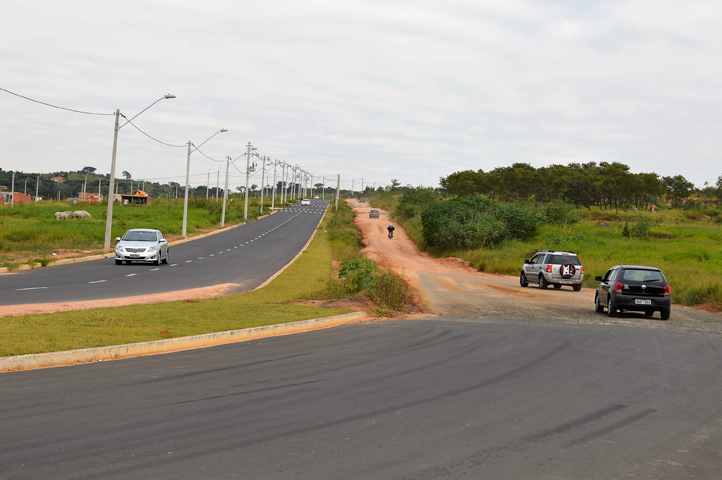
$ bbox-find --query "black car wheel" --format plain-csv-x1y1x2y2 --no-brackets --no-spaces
645,311,654,317
115,259,122,265
595,294,604,313
539,275,548,289
661,308,671,320
607,297,616,317
520,272,528,288
162,249,169,264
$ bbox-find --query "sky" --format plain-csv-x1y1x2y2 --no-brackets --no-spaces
2,0,722,193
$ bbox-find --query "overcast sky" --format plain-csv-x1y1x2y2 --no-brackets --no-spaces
2,0,721,192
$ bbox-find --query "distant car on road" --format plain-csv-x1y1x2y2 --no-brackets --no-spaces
369,209,380,218
595,265,671,320
301,199,311,206
359,198,366,203
314,196,320,199
520,250,584,291
115,229,169,265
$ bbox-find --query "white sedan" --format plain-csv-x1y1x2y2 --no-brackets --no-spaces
115,229,169,265
301,199,311,206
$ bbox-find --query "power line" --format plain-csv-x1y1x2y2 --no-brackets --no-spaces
121,115,186,148
0,86,114,116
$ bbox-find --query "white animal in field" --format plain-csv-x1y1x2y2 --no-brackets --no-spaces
54,211,73,220
72,210,92,218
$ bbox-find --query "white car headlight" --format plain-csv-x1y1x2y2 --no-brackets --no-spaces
116,246,125,252
148,246,158,252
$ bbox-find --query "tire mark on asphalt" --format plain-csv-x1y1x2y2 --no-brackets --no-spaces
566,408,657,446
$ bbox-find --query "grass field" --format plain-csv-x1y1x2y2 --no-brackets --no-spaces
362,192,722,310
0,196,288,269
0,203,356,357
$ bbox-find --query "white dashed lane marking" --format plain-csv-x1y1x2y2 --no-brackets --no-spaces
126,274,137,277
16,287,49,291
88,280,107,284
185,260,193,263
150,268,160,271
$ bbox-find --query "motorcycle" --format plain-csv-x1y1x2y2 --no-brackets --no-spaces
387,230,394,239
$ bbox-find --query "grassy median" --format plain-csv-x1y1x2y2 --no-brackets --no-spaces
0,208,355,357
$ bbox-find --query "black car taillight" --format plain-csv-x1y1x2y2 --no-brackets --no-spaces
614,282,624,293
664,284,671,296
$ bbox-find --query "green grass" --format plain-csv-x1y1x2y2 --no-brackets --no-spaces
0,206,353,357
0,196,292,267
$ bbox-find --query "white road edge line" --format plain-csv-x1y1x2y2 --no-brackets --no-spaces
88,280,107,284
16,287,49,291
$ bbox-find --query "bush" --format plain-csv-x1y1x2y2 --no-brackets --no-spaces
545,201,579,225
421,195,540,249
630,218,655,239
338,257,377,294
395,187,440,220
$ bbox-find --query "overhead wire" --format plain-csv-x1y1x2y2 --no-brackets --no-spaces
0,87,114,116
120,115,186,148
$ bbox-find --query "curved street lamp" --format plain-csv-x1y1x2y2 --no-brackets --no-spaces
182,129,228,237
104,94,175,250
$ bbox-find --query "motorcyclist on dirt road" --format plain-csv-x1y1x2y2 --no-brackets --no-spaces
387,223,395,238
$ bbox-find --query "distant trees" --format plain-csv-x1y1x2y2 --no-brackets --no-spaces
439,162,693,210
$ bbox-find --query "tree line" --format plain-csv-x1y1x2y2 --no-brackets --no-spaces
439,162,722,211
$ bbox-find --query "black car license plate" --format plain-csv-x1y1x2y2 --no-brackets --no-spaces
635,299,652,305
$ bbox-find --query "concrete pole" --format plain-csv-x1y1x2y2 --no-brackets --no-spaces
216,170,220,201
98,178,101,199
36,176,40,201
11,172,15,207
221,156,230,227
259,156,267,215
283,162,288,204
244,141,252,220
181,141,192,237
206,171,210,199
104,109,120,250
271,159,278,210
335,174,340,211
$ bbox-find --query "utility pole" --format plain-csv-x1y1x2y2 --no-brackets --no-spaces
335,174,340,211
11,171,15,207
206,171,210,199
271,159,278,210
259,156,267,216
98,178,101,200
283,162,288,205
104,109,120,250
24,177,29,195
244,141,258,220
322,176,325,200
221,156,230,227
351,180,354,198
216,170,220,201
361,178,363,194
181,141,192,237
36,176,40,202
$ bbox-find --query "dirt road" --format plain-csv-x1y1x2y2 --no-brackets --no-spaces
350,199,722,335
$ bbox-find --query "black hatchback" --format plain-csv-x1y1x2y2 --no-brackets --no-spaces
594,266,671,320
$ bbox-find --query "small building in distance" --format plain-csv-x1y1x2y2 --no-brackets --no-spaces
0,192,33,204
79,192,102,204
113,190,151,205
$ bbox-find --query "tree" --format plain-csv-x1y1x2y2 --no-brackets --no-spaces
122,171,132,180
439,170,484,197
389,179,401,191
82,166,97,175
662,175,694,208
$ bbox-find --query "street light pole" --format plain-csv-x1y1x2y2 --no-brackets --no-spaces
103,109,120,249
182,128,227,237
243,142,258,220
271,159,278,210
221,156,230,227
259,156,267,216
103,95,175,250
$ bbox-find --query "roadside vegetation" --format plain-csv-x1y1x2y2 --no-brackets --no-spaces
0,200,407,357
360,167,722,310
0,196,288,270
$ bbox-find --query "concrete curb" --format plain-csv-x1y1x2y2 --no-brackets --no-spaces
0,311,368,373
0,209,280,274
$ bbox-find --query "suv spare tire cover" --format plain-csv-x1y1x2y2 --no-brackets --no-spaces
560,262,577,279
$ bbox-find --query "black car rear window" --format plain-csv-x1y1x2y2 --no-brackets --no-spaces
619,269,664,283
545,255,581,265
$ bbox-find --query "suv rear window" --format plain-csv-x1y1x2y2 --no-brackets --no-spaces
546,255,581,265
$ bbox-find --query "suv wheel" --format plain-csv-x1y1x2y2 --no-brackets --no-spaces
539,275,548,289
595,294,604,313
573,283,582,292
520,272,528,288
553,284,562,289
607,297,616,317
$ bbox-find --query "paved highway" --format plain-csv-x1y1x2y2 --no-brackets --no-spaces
0,200,328,305
2,317,721,479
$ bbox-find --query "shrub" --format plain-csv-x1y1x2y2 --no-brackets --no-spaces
395,187,440,220
630,218,655,239
545,201,579,225
338,257,377,294
370,270,407,311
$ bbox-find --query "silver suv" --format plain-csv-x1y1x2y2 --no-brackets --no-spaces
520,250,584,291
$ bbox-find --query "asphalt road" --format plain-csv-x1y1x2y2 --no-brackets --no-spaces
0,200,328,305
2,317,721,479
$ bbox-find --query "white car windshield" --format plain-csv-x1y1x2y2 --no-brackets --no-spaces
123,231,156,242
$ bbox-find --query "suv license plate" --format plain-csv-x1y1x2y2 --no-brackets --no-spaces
559,280,571,284
635,299,652,305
